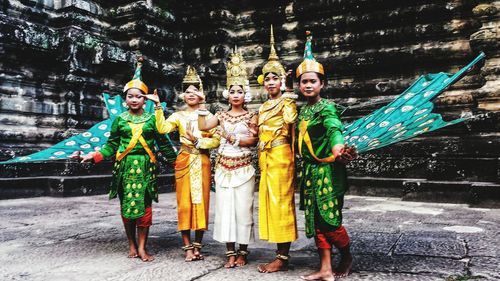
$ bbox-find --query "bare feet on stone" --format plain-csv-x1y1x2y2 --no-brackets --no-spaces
257,258,288,273
193,247,204,260
138,249,155,262
334,254,352,278
127,246,138,258
185,249,197,262
224,255,236,268
235,254,248,267
300,270,336,281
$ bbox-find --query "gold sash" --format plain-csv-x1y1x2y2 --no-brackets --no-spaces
116,123,156,163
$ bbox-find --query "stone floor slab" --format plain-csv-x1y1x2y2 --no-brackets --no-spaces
0,193,498,281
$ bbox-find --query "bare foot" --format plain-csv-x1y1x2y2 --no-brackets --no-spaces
334,254,352,278
185,249,197,262
193,248,204,260
128,247,138,258
224,255,236,268
300,270,335,281
235,254,247,267
138,249,155,262
257,258,288,273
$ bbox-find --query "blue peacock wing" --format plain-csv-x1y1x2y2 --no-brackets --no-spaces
0,93,171,164
344,52,485,154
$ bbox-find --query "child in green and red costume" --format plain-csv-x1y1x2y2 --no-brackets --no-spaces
297,32,357,281
80,59,176,262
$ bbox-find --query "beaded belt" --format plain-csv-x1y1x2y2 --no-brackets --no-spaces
258,138,289,151
216,154,252,171
180,145,208,155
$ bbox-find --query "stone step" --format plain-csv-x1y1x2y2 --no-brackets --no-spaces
348,176,500,207
0,173,175,199
1,172,498,208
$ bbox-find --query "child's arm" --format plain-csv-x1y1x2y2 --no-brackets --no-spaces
232,114,259,147
196,126,221,150
283,99,298,124
197,106,219,131
323,104,345,160
145,90,178,134
155,109,178,134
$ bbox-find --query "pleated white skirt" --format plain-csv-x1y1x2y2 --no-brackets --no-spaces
213,175,255,244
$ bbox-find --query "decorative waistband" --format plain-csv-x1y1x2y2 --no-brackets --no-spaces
216,154,253,171
180,145,208,155
258,138,289,151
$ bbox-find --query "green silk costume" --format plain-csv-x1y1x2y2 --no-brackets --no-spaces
298,99,348,238
99,111,176,219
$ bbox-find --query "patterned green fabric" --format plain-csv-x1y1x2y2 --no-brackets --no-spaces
112,154,156,219
103,111,175,219
298,99,348,238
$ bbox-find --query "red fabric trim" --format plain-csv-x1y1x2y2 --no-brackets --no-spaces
121,207,153,228
93,152,104,163
314,225,350,249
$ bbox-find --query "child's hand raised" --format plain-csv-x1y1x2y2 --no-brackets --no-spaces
143,89,161,105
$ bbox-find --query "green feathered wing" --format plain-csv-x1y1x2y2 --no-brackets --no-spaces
343,53,485,153
0,93,176,164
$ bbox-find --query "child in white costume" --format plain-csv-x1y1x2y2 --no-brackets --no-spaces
198,49,258,268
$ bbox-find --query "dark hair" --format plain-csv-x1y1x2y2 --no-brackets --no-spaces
297,72,327,86
264,72,280,78
122,88,146,99
182,83,201,92
228,85,244,91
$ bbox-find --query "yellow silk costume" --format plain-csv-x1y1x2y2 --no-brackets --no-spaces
258,95,298,243
155,109,220,231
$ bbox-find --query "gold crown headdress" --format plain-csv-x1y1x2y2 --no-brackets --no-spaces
296,31,324,78
182,65,203,90
179,65,205,101
258,25,286,85
123,56,149,94
226,46,248,88
224,47,252,102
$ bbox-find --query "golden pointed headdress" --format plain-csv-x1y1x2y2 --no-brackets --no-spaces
258,25,286,84
226,46,248,88
180,65,205,101
296,31,324,78
182,65,203,90
123,56,149,94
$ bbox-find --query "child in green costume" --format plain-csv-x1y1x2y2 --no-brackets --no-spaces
297,32,356,281
80,59,176,262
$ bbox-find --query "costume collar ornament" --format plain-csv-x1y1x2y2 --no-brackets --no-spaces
179,65,205,101
123,56,149,94
296,31,325,78
258,25,286,85
223,47,252,103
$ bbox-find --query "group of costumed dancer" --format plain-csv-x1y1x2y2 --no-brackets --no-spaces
77,27,355,280
33,24,482,280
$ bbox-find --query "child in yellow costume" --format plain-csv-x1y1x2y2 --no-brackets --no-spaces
147,66,220,262
256,25,299,273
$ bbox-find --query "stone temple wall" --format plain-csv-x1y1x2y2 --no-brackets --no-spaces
0,0,499,203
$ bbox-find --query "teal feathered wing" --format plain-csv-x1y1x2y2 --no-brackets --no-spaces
0,94,174,164
343,53,485,153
